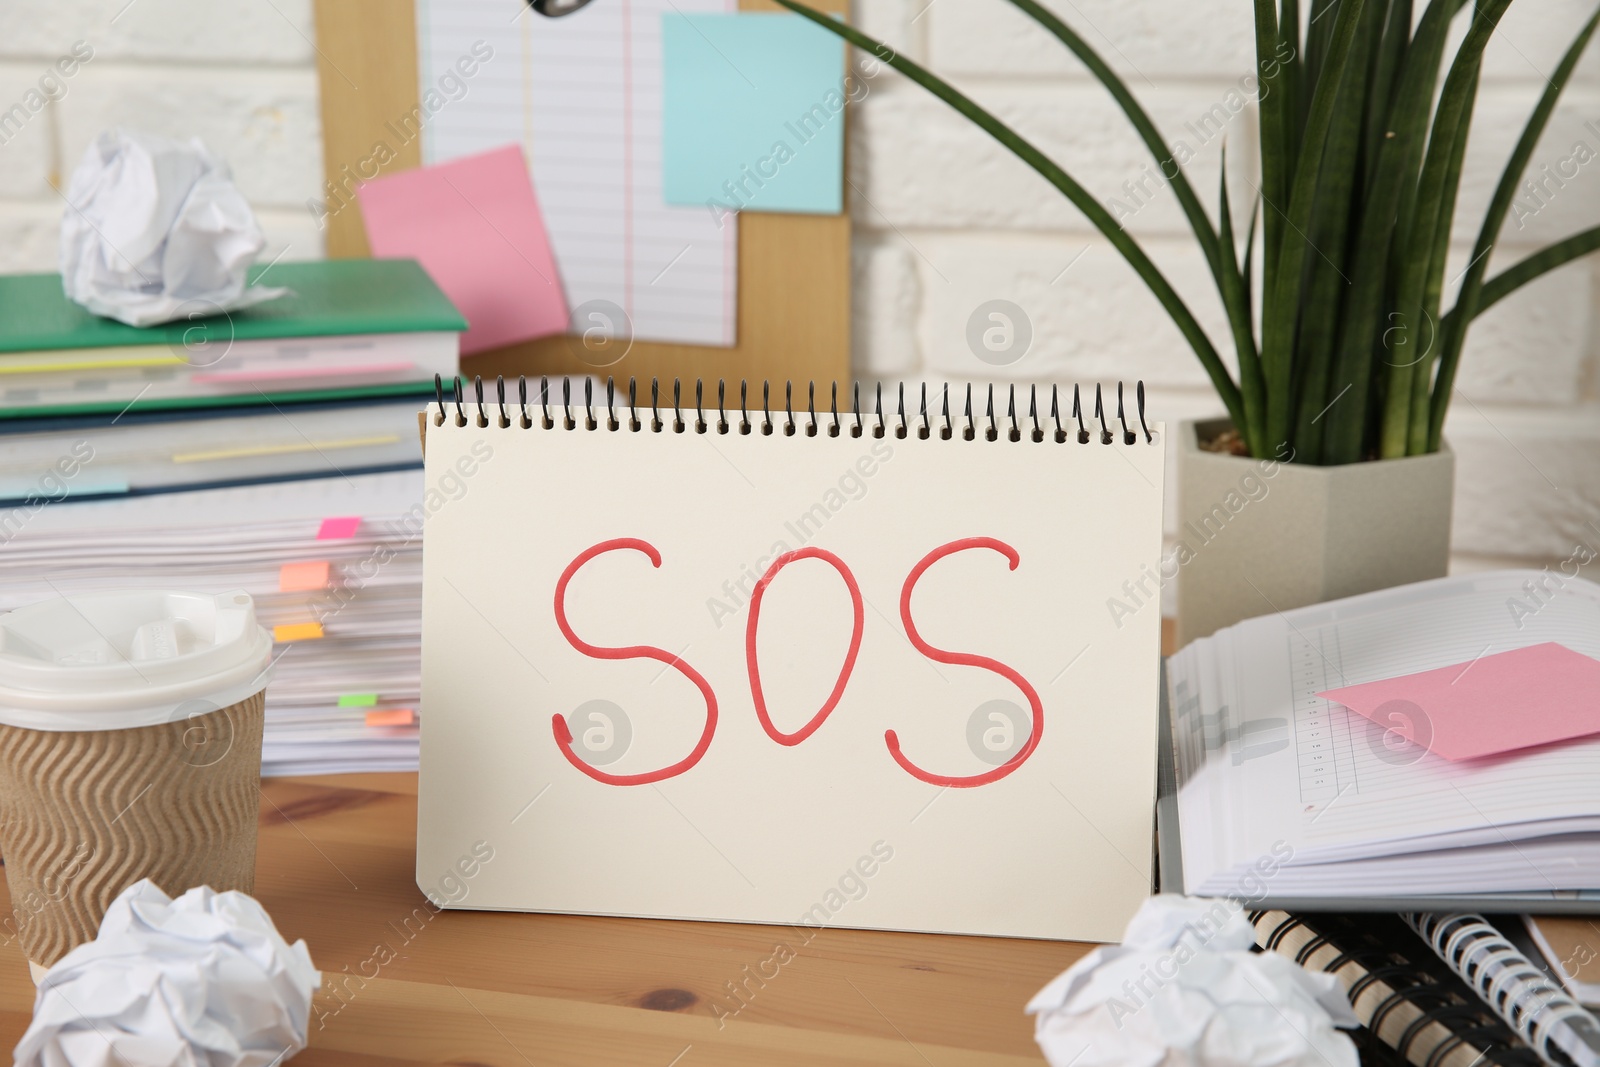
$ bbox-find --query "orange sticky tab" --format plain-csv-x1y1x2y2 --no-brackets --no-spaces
365,708,415,727
273,622,324,643
278,560,330,593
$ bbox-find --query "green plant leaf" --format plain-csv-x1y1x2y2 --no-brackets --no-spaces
1321,0,1466,464
1429,3,1600,450
1218,145,1267,450
1258,0,1368,452
769,0,1248,432
1256,0,1289,293
1291,0,1385,463
1381,0,1509,458
1304,0,1343,103
1433,225,1600,355
1281,0,1305,139
1364,0,1413,188
1000,3,1222,276
1242,195,1262,329
1003,0,1262,444
1470,226,1600,315
1407,63,1479,454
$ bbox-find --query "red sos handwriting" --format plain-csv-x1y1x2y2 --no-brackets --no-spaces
552,537,1043,788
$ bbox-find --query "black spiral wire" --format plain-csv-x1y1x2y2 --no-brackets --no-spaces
433,375,1155,444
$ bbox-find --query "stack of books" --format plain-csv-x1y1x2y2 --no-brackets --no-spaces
0,259,465,775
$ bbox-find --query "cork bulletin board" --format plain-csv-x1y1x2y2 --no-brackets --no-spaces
309,0,851,388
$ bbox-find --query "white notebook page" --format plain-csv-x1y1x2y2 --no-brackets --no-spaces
418,401,1167,940
417,0,738,347
1171,572,1600,893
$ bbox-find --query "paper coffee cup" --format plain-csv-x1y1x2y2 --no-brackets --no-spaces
0,590,272,972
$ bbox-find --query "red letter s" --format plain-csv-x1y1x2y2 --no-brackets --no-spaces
552,538,717,785
889,537,1044,787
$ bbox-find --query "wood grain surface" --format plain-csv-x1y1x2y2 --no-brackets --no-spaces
0,772,1089,1065
0,624,1179,1061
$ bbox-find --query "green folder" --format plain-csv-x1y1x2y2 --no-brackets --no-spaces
0,259,467,353
0,259,467,418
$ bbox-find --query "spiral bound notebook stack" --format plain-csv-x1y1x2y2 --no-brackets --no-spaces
1253,911,1544,1066
1253,910,1600,1067
415,376,1167,941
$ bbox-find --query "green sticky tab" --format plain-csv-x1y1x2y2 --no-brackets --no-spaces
337,693,379,707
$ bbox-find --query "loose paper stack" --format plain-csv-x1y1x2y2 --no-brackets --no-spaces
1166,571,1600,903
0,470,426,776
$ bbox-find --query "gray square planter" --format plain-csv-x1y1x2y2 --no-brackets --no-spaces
1175,418,1455,647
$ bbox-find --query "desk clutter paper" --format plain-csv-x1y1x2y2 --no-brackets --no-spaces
1167,572,1600,902
1318,642,1600,762
417,379,1166,941
417,0,737,348
61,129,285,328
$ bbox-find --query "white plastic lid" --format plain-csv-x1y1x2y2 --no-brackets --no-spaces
0,590,273,731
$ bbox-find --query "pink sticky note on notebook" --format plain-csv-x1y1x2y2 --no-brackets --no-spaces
356,144,568,355
1318,642,1600,761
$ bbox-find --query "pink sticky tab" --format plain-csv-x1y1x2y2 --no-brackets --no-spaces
317,517,361,540
355,145,569,355
1318,642,1600,761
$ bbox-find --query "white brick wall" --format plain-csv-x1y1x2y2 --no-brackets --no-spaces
0,0,323,275
1,0,1596,583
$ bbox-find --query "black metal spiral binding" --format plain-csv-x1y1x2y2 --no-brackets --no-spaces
431,375,1157,444
1250,911,1545,1067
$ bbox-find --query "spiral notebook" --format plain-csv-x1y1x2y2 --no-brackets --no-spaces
1254,909,1600,1067
415,377,1166,941
1252,910,1546,1067
1405,913,1600,1066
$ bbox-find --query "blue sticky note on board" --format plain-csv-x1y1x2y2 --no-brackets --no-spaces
662,13,845,215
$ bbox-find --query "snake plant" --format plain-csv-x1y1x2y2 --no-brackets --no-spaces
775,0,1600,464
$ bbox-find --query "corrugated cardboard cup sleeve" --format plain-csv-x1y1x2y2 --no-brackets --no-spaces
0,691,265,967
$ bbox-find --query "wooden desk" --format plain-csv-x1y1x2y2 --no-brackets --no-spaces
0,773,1089,1065
0,625,1178,1061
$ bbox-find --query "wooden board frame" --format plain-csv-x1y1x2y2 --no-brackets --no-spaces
311,0,851,391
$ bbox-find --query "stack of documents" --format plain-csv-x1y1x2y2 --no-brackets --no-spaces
0,257,466,775
0,470,426,776
1164,571,1600,907
0,398,425,502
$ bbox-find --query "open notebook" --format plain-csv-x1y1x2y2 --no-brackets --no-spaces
1161,570,1600,911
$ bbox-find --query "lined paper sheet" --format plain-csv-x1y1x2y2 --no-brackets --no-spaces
417,0,738,347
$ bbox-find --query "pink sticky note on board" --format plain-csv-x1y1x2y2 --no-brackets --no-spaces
1318,642,1600,761
356,145,568,355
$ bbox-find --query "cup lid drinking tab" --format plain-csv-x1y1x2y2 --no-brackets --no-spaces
0,591,273,731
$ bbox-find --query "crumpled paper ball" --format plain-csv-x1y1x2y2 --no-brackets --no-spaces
60,128,286,327
14,879,320,1067
1027,895,1360,1067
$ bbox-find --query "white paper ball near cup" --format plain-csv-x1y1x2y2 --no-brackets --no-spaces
0,591,272,980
